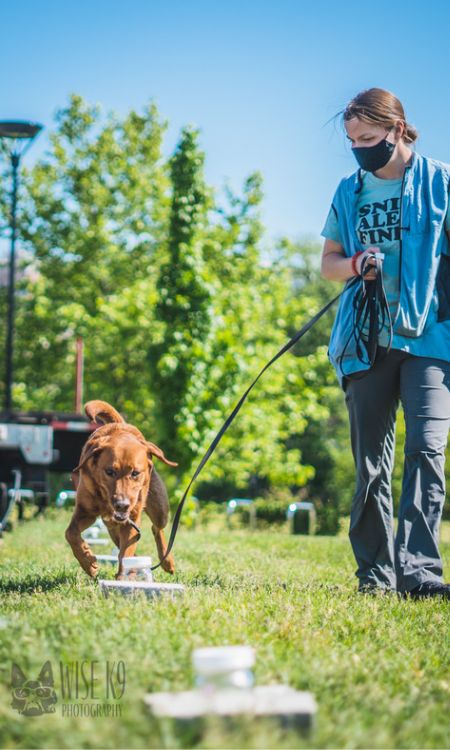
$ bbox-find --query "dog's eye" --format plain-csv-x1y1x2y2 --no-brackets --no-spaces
105,468,115,477
131,470,140,478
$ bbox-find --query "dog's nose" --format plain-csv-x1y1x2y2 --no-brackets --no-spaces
113,498,130,513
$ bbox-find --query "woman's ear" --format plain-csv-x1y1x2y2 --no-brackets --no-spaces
394,119,405,141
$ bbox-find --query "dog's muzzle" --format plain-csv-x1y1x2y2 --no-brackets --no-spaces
113,512,129,523
112,498,130,523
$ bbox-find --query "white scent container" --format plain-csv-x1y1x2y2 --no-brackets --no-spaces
192,646,255,692
122,556,153,582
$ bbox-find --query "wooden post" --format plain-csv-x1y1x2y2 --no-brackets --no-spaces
75,337,84,413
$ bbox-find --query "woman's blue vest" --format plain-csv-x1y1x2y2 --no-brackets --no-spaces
328,152,450,383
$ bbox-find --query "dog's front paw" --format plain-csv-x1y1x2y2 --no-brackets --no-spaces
161,554,175,575
82,557,98,578
86,561,99,578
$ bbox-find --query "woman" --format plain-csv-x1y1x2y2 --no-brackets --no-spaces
321,88,450,598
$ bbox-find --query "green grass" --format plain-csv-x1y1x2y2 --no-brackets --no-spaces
0,509,449,749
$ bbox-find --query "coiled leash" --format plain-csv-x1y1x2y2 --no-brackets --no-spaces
338,252,392,377
146,252,391,571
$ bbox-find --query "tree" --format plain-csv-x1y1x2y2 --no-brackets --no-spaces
6,95,169,421
148,126,213,473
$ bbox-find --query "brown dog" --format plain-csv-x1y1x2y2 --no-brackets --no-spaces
65,400,177,579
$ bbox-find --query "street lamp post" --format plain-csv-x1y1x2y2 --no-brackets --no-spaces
0,121,43,412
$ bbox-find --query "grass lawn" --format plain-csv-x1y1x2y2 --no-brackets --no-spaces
0,509,449,749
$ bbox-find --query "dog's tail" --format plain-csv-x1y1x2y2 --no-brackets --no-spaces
84,400,125,425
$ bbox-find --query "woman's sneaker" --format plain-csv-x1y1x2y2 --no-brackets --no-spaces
408,582,450,599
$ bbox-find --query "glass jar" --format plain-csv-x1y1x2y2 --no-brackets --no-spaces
121,556,153,582
192,646,255,692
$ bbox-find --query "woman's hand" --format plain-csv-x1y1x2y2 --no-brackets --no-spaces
355,247,381,280
321,239,383,282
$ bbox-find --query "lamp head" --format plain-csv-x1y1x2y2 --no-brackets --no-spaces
0,121,43,139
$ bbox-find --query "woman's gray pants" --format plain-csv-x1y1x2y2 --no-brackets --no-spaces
344,349,450,593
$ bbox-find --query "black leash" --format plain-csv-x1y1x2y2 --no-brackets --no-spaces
149,255,391,571
148,278,353,571
338,253,392,377
128,520,141,543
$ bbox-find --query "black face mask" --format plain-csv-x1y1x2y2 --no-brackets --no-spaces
352,133,395,173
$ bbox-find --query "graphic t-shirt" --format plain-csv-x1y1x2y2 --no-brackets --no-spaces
322,172,403,339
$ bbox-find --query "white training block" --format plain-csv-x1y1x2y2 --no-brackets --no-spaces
144,685,317,729
87,538,109,546
93,518,107,531
98,580,185,599
82,527,103,540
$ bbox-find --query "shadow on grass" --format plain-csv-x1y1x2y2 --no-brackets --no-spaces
0,571,77,594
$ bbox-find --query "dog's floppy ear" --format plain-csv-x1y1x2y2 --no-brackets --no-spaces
85,400,124,425
146,441,178,467
72,442,107,473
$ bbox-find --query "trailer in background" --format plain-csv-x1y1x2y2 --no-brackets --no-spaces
0,410,96,532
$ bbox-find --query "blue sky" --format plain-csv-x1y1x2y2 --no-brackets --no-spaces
1,0,449,245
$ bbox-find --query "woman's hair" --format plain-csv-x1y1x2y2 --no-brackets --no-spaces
342,88,418,144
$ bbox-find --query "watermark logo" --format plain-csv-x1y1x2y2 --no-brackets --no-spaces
11,660,125,718
59,660,125,717
11,661,57,716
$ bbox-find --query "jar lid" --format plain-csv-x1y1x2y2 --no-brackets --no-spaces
122,556,152,569
192,646,255,674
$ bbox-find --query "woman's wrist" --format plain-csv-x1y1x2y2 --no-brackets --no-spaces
321,252,360,282
351,251,363,277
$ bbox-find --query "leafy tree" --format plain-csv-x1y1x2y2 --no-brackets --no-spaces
6,95,169,422
148,127,213,472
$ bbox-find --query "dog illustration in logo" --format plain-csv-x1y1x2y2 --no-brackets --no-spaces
11,661,57,716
